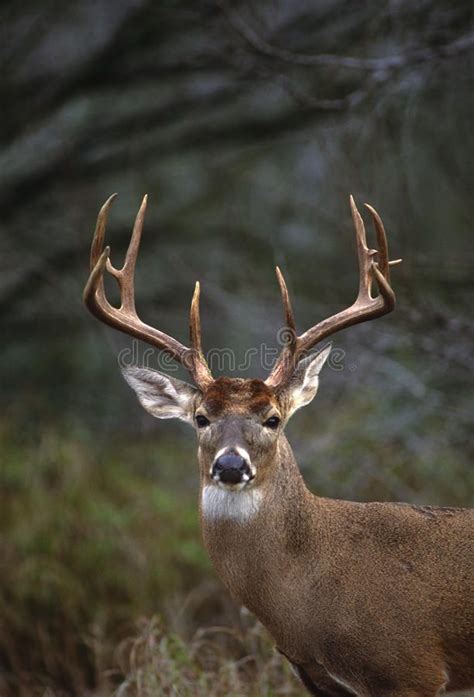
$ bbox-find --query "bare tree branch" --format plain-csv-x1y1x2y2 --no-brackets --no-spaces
219,0,474,74
264,71,367,111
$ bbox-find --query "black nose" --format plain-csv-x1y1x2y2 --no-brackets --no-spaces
212,451,250,484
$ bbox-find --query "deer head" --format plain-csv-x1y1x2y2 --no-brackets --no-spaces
84,194,400,493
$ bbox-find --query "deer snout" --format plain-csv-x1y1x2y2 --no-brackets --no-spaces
212,449,252,486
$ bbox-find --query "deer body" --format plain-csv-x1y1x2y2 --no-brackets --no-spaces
201,429,474,696
83,195,474,696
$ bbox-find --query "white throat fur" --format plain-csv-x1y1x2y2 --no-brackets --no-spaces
201,485,263,522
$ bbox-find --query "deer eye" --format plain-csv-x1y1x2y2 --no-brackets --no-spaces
263,416,280,429
195,414,210,428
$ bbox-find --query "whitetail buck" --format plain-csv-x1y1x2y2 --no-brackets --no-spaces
84,194,474,697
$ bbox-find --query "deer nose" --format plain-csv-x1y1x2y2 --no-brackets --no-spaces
212,450,251,485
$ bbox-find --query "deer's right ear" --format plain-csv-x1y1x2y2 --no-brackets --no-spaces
121,367,198,424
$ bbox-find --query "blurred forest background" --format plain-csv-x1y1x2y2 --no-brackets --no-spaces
0,1,473,695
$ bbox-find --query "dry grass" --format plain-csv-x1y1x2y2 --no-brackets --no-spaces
112,614,304,697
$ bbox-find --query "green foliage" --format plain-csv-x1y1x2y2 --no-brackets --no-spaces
295,385,474,507
0,423,210,694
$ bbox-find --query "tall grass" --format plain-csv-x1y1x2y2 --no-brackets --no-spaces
114,614,303,697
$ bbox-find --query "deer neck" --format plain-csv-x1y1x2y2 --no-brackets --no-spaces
199,435,322,619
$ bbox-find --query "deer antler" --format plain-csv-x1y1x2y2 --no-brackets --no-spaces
83,195,214,390
266,197,401,388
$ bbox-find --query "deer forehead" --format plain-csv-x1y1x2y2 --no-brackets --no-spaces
199,377,280,416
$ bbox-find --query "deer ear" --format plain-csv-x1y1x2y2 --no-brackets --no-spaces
121,367,198,424
284,345,331,418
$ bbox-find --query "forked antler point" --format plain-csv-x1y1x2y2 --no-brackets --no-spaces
83,194,214,390
266,196,400,387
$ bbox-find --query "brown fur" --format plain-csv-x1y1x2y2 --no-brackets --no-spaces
197,378,474,697
202,377,276,415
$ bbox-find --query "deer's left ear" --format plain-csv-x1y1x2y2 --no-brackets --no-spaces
283,345,331,418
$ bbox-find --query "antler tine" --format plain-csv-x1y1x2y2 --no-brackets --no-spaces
364,203,402,311
83,195,214,390
190,282,203,354
83,246,112,318
84,194,117,316
275,266,297,346
105,194,148,314
262,267,299,387
122,194,147,309
364,203,389,282
265,197,400,389
124,195,148,274
189,281,214,388
350,194,375,304
372,263,396,310
90,194,117,271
